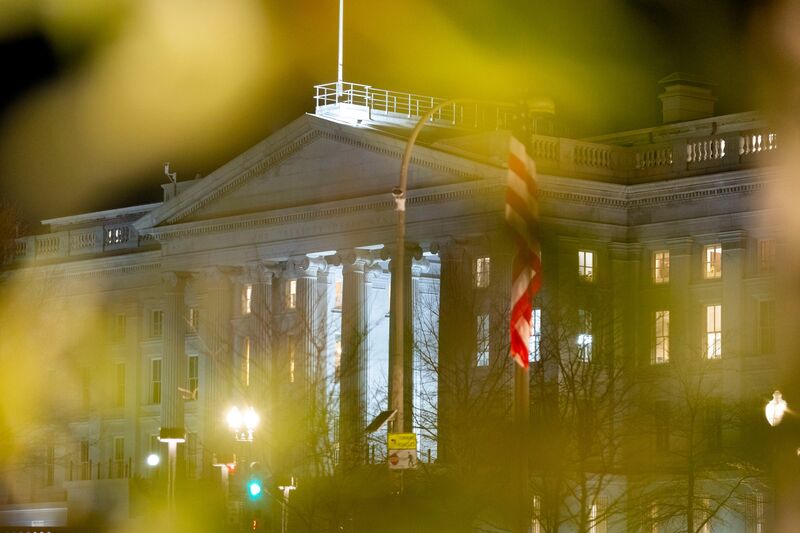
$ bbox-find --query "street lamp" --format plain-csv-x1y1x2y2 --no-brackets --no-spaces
766,390,788,427
227,406,259,442
146,453,160,467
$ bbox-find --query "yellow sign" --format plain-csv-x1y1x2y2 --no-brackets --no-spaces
387,433,417,450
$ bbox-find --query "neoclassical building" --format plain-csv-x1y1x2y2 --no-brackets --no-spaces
0,75,783,531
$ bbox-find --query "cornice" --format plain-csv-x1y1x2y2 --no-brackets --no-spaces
138,168,770,244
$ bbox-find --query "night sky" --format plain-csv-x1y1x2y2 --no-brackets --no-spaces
0,0,780,228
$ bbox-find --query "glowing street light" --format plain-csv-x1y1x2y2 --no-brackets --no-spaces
227,406,259,442
765,390,788,427
146,453,160,467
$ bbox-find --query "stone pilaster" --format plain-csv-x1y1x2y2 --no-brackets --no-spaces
160,272,187,441
609,242,641,368
721,231,746,399
667,237,693,363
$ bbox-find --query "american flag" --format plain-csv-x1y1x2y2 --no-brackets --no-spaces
505,135,542,368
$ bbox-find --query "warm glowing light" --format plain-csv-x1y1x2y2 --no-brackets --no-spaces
227,406,242,430
765,390,787,427
243,407,260,430
146,453,160,467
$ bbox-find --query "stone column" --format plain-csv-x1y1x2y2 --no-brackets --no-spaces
293,256,328,398
198,268,233,461
337,250,370,468
160,272,187,441
436,241,471,462
667,237,693,363
248,263,277,407
388,243,420,433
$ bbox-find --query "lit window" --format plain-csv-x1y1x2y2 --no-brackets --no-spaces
150,358,162,404
115,363,125,408
242,284,253,315
577,309,593,362
113,436,125,478
759,300,775,354
286,279,297,310
589,498,606,533
188,307,199,332
704,244,722,279
241,337,251,387
104,226,129,246
653,250,670,283
475,256,491,288
705,305,722,359
334,280,343,309
188,355,199,398
578,250,594,282
653,310,670,364
288,335,296,383
112,314,126,341
150,310,163,338
758,239,775,273
529,308,542,363
532,495,542,533
476,314,489,366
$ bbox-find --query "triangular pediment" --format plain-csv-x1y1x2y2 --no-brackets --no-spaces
135,115,502,231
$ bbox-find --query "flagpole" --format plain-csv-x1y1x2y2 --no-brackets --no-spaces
514,363,530,533
337,0,344,95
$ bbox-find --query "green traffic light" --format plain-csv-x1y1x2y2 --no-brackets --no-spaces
248,480,263,498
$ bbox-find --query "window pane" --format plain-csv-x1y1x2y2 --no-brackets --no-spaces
476,314,489,366
654,250,670,283
705,305,722,359
242,284,253,315
579,250,594,281
704,244,722,279
529,308,542,363
475,257,491,288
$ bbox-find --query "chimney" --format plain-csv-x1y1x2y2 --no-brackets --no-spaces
658,72,716,123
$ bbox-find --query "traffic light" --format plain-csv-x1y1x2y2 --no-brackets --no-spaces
244,462,270,530
247,478,263,498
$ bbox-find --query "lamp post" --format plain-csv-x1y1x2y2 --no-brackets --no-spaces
227,406,260,442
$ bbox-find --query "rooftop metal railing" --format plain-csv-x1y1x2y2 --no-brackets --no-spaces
314,81,517,130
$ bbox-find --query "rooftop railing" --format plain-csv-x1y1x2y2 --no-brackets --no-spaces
314,81,517,130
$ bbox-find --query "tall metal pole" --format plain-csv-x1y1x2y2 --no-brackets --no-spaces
392,99,467,432
337,0,344,94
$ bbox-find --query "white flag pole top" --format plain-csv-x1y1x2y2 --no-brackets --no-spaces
337,0,344,93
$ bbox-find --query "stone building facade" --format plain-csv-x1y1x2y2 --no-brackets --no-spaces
0,76,783,531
